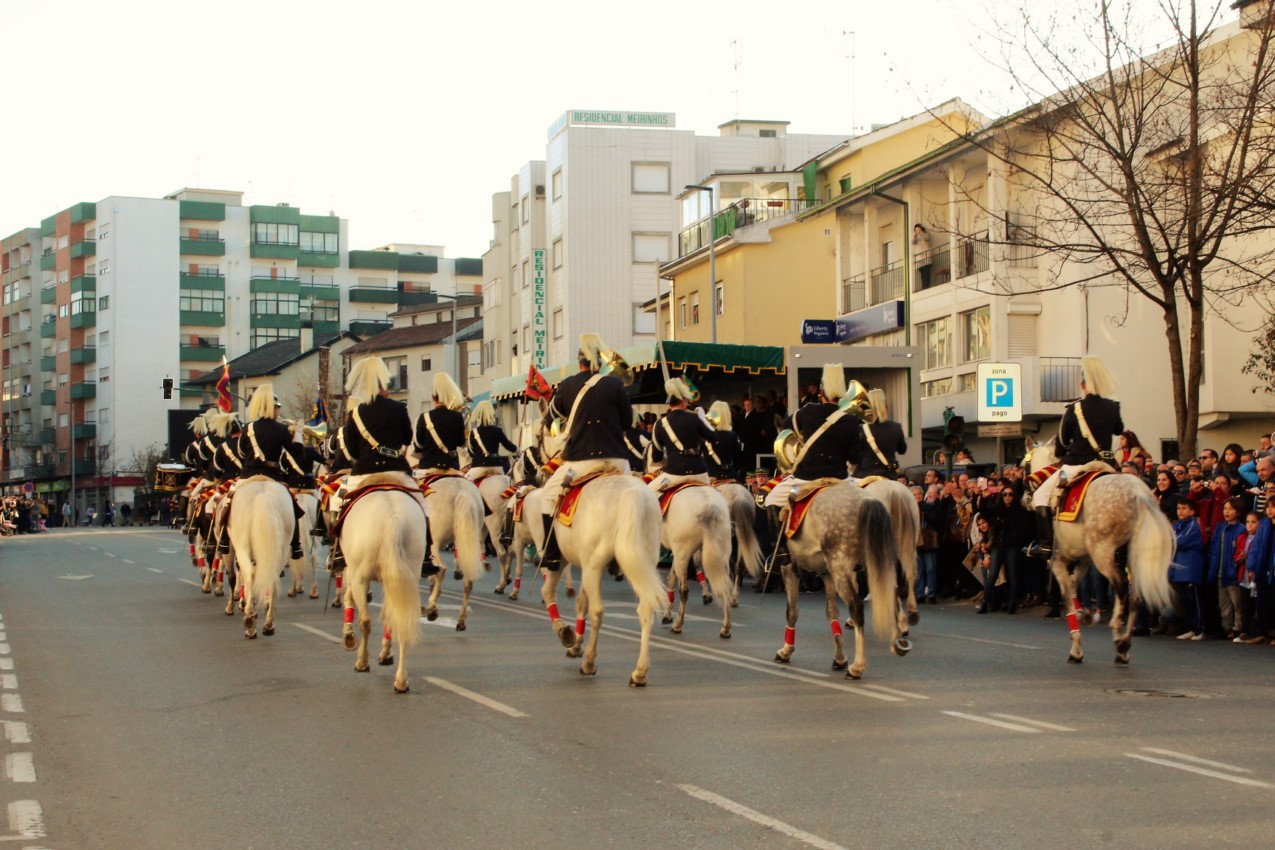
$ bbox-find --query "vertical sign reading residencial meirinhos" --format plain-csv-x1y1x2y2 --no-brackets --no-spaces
547,110,676,138
533,249,546,368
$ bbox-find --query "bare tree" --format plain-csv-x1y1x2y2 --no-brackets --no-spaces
125,442,170,493
936,0,1275,457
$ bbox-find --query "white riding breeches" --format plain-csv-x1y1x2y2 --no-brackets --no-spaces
466,466,503,480
647,471,710,492
542,458,630,514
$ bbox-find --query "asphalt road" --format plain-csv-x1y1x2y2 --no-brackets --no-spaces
1,527,1273,850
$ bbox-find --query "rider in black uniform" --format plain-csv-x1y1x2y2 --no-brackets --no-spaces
649,377,715,490
852,388,906,480
413,371,468,575
236,386,304,560
705,400,743,481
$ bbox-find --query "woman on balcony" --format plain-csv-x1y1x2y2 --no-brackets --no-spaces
912,225,932,290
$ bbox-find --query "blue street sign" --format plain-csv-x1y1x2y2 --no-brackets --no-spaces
800,319,838,344
835,301,905,344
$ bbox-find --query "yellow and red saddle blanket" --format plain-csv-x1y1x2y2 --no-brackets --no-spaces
785,482,840,539
658,481,710,516
710,478,737,490
1026,464,1058,491
418,470,465,496
1058,471,1109,522
330,483,425,539
556,471,622,527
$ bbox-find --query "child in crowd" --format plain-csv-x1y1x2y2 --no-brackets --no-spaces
1169,499,1205,640
1207,497,1245,639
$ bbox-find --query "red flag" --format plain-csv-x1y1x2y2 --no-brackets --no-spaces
525,365,552,402
216,357,232,412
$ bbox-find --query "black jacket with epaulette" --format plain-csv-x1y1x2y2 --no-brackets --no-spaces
344,396,413,476
853,420,907,479
1059,394,1123,466
284,444,326,488
468,425,518,469
652,409,716,476
211,433,243,479
236,419,295,483
622,427,650,471
550,370,632,462
323,429,353,474
414,406,466,470
788,403,865,480
706,429,743,479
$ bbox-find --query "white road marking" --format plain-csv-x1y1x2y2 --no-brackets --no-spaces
157,549,178,554
177,579,202,589
942,711,1042,733
423,677,528,718
147,568,163,574
0,645,8,655
1139,747,1255,773
103,553,116,558
0,659,11,671
990,713,1076,732
293,623,341,644
862,684,930,700
56,576,92,581
1126,753,1273,788
0,695,21,713
5,800,45,839
925,631,1041,650
0,676,15,690
4,753,35,782
0,635,6,643
2,722,30,744
676,784,849,850
122,559,136,564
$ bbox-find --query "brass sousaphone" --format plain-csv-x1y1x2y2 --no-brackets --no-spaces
773,380,875,473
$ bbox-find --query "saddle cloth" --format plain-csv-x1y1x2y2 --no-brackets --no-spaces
786,479,842,539
419,470,492,516
855,475,888,487
1026,465,1059,491
331,482,425,539
658,481,709,516
710,479,737,489
1058,471,1109,522
557,471,621,527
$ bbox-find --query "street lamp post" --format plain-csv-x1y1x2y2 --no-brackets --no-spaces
434,293,463,393
685,184,718,344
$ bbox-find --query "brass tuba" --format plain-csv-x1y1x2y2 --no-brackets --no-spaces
302,421,328,448
838,380,876,423
600,345,635,387
773,429,802,474
705,407,723,430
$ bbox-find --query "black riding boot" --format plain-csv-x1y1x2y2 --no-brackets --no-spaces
757,505,788,591
1024,506,1054,560
327,538,346,574
310,512,327,538
290,518,304,561
539,514,562,572
498,508,514,547
422,522,439,577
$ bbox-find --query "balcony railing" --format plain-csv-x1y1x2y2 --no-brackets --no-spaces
870,261,906,304
955,231,990,280
841,274,866,314
676,198,815,258
1039,357,1082,403
913,245,952,291
1007,240,1042,268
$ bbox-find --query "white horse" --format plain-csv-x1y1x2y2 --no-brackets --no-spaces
338,475,427,693
495,485,576,601
713,480,764,606
474,470,513,574
287,490,321,600
225,476,292,639
775,481,907,680
539,473,667,685
655,482,740,639
1024,437,1175,664
861,477,922,633
420,476,486,630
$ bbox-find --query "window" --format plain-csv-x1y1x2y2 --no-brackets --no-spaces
521,196,529,224
633,303,655,335
916,317,951,370
759,129,777,138
179,289,224,313
385,356,408,392
691,292,700,325
58,304,68,317
299,231,338,253
522,260,529,289
921,377,952,398
249,292,299,316
97,295,109,311
250,328,300,348
551,169,562,200
960,306,990,362
679,297,687,328
300,297,338,323
58,372,68,386
71,294,95,315
632,233,670,264
58,413,68,427
553,308,563,340
511,202,519,229
632,162,671,194
522,325,530,354
251,223,299,245
420,357,432,371
956,372,977,392
98,331,108,345
99,407,110,425
98,367,109,384
552,239,563,269
715,282,724,317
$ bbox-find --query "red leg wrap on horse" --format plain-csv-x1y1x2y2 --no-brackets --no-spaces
514,578,521,590
1066,612,1080,632
784,626,796,646
344,607,354,625
547,603,560,621
197,557,205,568
335,575,343,590
576,617,586,637
383,626,391,641
189,543,195,556
696,570,706,584
830,620,843,636
668,589,675,605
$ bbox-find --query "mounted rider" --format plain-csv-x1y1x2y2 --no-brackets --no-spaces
331,356,417,573
704,400,743,482
236,385,305,561
413,372,469,575
465,400,518,480
1025,356,1123,560
622,409,651,474
538,331,633,570
648,377,715,492
852,388,906,480
182,408,218,536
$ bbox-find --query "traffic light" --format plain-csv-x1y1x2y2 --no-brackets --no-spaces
941,407,965,453
162,377,173,399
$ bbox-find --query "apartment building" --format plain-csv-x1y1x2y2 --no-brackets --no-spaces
471,110,849,395
0,189,481,512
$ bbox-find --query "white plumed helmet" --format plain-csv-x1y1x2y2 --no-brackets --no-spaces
820,364,847,402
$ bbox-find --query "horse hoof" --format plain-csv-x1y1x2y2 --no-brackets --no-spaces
774,654,790,665
628,676,646,688
908,611,920,626
1068,654,1084,664
702,595,713,606
845,669,863,680
832,659,849,671
378,655,393,666
730,599,739,609
670,625,682,635
1114,653,1130,665
262,626,274,637
453,570,463,581
614,573,624,583
719,629,731,639
202,588,211,595
214,589,224,597
332,598,342,609
660,615,673,625
309,592,319,599
566,647,582,659
579,667,597,677
355,663,369,673
566,587,576,598
426,609,439,622
394,683,410,694
893,637,912,656
557,625,576,648
343,632,356,651
493,586,505,595
455,622,467,632
287,589,297,598
509,591,520,601
245,631,257,640
224,608,234,616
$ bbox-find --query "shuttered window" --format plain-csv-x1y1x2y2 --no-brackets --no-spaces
1007,314,1037,357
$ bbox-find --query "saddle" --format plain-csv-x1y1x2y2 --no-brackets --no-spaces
785,479,843,539
419,470,464,495
658,481,709,516
1057,470,1109,522
710,479,737,489
855,475,888,487
556,471,622,527
472,472,498,490
330,482,426,539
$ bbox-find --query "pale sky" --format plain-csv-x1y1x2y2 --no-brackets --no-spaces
1,0,1228,259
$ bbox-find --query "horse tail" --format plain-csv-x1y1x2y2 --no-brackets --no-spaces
454,487,486,584
895,490,920,591
1128,491,1175,611
378,495,423,648
700,498,734,602
253,489,287,607
615,484,668,618
858,497,898,640
730,493,763,579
